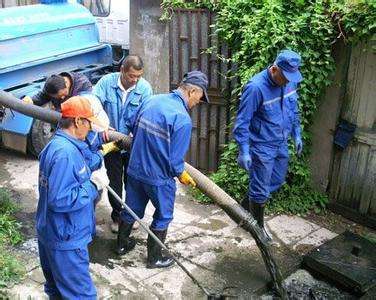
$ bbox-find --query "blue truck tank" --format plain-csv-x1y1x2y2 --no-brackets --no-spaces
0,2,113,155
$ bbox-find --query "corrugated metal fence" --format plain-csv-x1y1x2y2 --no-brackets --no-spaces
169,9,232,173
329,39,376,228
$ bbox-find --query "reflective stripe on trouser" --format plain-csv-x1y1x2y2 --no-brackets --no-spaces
248,142,289,203
120,176,177,230
38,240,96,299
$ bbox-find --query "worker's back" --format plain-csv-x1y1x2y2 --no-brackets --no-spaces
127,90,192,186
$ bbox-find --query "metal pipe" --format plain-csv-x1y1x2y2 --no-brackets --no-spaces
107,185,216,298
0,89,287,297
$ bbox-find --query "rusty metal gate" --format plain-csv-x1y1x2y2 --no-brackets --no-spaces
169,9,231,173
329,39,376,229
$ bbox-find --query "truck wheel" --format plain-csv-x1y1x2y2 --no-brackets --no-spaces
27,119,56,157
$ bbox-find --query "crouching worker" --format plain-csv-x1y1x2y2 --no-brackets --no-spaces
115,71,209,269
36,96,110,299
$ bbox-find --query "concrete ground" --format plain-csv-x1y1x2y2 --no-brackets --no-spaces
0,149,359,299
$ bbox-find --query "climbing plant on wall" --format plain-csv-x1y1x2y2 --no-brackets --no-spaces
161,0,376,214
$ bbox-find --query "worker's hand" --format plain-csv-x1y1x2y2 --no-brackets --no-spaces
22,96,33,104
91,168,110,193
237,144,252,172
102,130,110,143
237,153,252,172
295,136,303,156
178,170,196,187
100,141,120,156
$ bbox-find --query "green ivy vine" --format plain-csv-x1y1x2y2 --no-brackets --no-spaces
162,0,376,215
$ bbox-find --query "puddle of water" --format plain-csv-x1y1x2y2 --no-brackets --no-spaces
89,236,119,268
196,218,228,231
88,235,144,269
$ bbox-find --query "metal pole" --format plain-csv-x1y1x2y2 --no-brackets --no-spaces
106,185,214,298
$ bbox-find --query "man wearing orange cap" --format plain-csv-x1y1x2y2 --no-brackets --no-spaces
36,96,106,299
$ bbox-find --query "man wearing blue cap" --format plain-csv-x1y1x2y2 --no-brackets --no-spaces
116,70,209,268
233,49,303,241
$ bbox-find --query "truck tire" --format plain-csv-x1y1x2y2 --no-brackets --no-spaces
27,119,56,157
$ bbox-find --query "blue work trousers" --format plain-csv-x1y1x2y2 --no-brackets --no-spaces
120,176,177,230
249,142,289,203
38,240,96,300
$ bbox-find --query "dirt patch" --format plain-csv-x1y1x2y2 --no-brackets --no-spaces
304,210,376,237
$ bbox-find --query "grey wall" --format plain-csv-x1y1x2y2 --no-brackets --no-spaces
309,42,350,192
130,0,170,94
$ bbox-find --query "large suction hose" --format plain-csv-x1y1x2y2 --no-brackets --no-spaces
0,89,287,298
0,90,133,148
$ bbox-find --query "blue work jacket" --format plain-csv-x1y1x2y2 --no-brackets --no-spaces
36,130,100,250
233,69,301,151
93,73,153,135
127,90,192,186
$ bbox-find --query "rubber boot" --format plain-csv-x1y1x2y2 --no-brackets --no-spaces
147,228,174,269
240,196,250,212
250,202,272,242
116,221,136,255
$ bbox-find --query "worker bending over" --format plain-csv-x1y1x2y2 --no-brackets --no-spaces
23,72,92,110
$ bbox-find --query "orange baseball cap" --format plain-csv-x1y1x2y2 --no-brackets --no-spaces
61,96,106,129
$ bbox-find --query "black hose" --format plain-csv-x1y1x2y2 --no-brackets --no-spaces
0,90,132,146
0,90,61,124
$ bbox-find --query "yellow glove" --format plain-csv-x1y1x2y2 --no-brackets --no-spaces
100,142,120,156
23,96,33,104
178,170,196,187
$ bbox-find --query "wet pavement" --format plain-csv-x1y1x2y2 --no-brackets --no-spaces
0,149,365,299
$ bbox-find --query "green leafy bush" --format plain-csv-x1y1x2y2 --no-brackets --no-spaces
0,189,23,246
0,246,25,288
162,0,376,214
0,188,24,286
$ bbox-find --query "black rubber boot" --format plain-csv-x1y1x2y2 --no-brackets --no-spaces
147,228,174,269
116,221,136,255
240,196,250,212
250,202,272,242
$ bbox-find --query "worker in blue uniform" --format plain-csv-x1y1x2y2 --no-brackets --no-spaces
36,96,110,299
116,71,209,269
23,72,93,110
233,50,303,241
94,55,153,233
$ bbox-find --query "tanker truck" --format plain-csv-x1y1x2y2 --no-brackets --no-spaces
0,0,128,155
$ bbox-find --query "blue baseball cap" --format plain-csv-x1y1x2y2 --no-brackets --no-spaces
275,50,303,83
182,70,210,103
